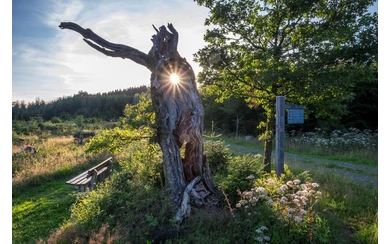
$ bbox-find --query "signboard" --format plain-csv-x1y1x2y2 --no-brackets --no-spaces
287,109,304,124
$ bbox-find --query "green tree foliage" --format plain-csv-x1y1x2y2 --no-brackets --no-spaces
12,86,148,121
341,77,378,130
194,0,377,171
201,89,265,135
121,92,155,129
86,93,156,155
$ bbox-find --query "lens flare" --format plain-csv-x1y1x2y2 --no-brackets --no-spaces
170,73,180,84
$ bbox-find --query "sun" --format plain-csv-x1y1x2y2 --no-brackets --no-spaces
170,73,180,84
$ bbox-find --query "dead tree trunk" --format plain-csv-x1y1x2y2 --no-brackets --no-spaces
59,22,216,222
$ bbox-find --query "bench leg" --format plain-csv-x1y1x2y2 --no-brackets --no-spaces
106,161,112,180
90,169,98,191
79,185,85,192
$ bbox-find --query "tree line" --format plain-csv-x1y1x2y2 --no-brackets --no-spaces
12,81,377,137
12,86,148,121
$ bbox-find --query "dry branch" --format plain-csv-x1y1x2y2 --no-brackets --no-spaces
59,22,217,219
59,22,154,71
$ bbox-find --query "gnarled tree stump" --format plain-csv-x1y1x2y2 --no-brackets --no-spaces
59,22,216,223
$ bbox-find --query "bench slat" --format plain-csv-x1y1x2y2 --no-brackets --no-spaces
68,175,89,185
76,166,109,186
66,171,88,184
87,157,112,173
77,176,92,186
66,157,113,191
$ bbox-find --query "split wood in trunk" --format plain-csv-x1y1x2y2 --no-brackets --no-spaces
59,22,217,223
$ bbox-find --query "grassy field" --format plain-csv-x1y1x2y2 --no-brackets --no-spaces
12,133,378,243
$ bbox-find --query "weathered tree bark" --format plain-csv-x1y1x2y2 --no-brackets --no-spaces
263,114,273,173
59,22,216,222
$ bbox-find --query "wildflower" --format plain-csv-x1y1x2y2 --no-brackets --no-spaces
236,203,241,208
287,214,292,218
315,191,322,199
300,209,307,215
267,199,274,204
277,184,288,194
312,183,319,188
260,226,268,231
292,199,300,205
255,236,263,242
294,216,303,223
263,236,271,241
240,200,248,205
246,175,255,180
293,179,301,185
300,196,308,202
243,191,253,199
288,208,295,213
265,178,275,185
255,187,268,195
255,228,263,233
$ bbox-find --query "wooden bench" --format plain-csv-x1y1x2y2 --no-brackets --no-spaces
66,157,113,192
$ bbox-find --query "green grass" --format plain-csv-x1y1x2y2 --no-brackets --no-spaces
207,135,377,166
285,147,377,166
298,170,378,243
12,178,77,244
12,134,377,243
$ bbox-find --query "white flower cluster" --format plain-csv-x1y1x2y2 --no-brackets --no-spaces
276,181,322,223
254,226,271,243
289,127,377,151
236,186,270,208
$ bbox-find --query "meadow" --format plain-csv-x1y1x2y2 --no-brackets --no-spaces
12,125,378,244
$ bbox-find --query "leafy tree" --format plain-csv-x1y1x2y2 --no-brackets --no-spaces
11,86,148,121
194,0,377,172
201,90,265,135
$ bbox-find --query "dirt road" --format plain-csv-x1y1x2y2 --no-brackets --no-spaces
225,143,378,188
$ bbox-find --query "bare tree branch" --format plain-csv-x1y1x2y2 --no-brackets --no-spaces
150,23,180,60
59,22,154,71
60,21,217,212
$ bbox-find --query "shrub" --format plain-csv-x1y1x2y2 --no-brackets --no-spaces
218,154,264,203
51,116,62,123
204,140,231,173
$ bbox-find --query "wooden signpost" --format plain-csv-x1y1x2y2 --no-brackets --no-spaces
275,97,305,177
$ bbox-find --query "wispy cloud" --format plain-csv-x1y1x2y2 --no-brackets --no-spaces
41,0,84,28
13,0,210,102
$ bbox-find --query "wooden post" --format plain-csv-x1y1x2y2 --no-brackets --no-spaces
276,96,285,177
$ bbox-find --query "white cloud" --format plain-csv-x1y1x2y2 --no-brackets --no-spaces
42,0,84,29
13,0,211,102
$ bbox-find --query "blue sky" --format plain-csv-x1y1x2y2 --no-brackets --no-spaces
11,0,378,103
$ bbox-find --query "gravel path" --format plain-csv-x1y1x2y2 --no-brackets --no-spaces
225,143,378,188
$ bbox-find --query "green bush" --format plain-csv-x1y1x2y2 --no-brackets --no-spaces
204,140,231,173
118,140,164,188
218,154,264,203
53,168,174,243
51,116,62,123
